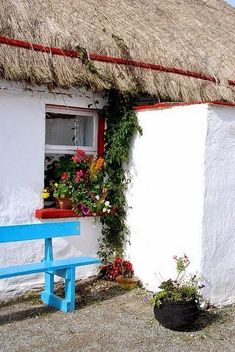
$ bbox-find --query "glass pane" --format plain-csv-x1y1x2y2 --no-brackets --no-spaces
46,113,94,147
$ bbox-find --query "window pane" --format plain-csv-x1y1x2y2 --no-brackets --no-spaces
46,113,94,147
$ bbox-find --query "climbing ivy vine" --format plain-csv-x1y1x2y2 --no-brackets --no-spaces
75,47,142,262
98,90,142,263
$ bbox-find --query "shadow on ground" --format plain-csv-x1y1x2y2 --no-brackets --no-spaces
178,309,225,332
0,277,231,334
0,277,129,325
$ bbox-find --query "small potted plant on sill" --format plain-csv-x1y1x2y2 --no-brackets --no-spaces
53,179,73,210
153,255,204,331
100,257,138,289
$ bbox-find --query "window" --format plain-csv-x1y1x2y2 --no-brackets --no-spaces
45,105,99,155
43,105,104,210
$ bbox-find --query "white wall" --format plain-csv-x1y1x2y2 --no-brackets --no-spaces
202,106,235,305
1,81,235,305
126,104,208,292
126,103,235,306
0,80,103,299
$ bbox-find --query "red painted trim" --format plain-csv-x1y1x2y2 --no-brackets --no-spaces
98,115,105,156
0,36,78,58
35,208,106,219
0,35,234,87
89,54,219,84
134,101,235,111
35,208,78,219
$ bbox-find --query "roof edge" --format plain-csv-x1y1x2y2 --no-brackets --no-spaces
0,35,234,88
134,101,235,112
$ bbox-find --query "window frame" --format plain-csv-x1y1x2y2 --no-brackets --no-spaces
45,105,99,155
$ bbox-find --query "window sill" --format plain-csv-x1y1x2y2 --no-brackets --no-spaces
35,208,101,219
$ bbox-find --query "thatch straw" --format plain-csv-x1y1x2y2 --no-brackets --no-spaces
0,0,234,102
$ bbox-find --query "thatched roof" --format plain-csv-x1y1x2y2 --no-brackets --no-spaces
0,0,234,102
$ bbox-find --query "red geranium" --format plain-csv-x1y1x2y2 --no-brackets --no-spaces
72,149,86,163
61,172,68,181
99,257,134,281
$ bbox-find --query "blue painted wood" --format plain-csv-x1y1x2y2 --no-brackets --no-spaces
45,272,54,294
41,291,71,313
41,267,76,312
65,267,76,311
44,238,54,295
0,256,100,279
53,269,70,279
0,220,101,312
0,221,80,243
45,238,53,261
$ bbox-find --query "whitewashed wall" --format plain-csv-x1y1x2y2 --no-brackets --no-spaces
126,103,235,306
0,80,103,299
202,105,235,305
1,80,234,305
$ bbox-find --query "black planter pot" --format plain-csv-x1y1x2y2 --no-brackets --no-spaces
154,300,199,331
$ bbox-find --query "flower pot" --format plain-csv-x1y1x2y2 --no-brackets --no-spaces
55,197,73,210
116,275,138,289
154,300,199,331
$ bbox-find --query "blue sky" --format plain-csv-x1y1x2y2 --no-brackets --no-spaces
225,0,235,6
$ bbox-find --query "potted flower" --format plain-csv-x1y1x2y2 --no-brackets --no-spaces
70,149,112,216
53,178,73,210
116,258,138,289
99,257,138,289
153,255,204,331
44,148,112,214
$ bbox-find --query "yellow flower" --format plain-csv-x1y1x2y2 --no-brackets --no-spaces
95,157,104,171
42,189,50,199
90,157,104,179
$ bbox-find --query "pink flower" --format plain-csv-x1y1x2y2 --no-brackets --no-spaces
61,172,68,181
173,255,178,260
74,170,84,183
72,149,86,163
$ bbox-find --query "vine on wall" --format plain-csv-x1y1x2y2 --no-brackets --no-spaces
98,90,142,263
75,48,142,262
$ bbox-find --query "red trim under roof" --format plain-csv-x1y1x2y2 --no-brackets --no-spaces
134,101,235,112
98,115,105,156
0,35,234,87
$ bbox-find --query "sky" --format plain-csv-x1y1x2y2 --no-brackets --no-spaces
225,0,235,6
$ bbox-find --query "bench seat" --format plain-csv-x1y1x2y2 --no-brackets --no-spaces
0,221,101,312
0,256,100,279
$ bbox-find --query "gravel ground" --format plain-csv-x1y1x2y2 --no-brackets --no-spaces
0,278,234,352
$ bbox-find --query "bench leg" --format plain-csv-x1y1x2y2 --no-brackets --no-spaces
45,272,54,295
65,267,76,312
41,267,76,313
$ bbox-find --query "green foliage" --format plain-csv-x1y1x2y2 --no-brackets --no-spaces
75,45,142,261
154,290,168,307
44,155,74,187
45,150,112,216
44,87,141,262
155,280,198,307
176,256,189,274
53,181,71,199
76,45,98,74
98,90,142,263
154,256,203,307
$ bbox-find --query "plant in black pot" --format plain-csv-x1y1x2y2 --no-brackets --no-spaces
153,255,204,331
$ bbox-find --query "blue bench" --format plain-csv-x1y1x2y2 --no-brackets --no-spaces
0,221,100,312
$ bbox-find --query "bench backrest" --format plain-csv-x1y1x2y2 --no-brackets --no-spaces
0,221,80,243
